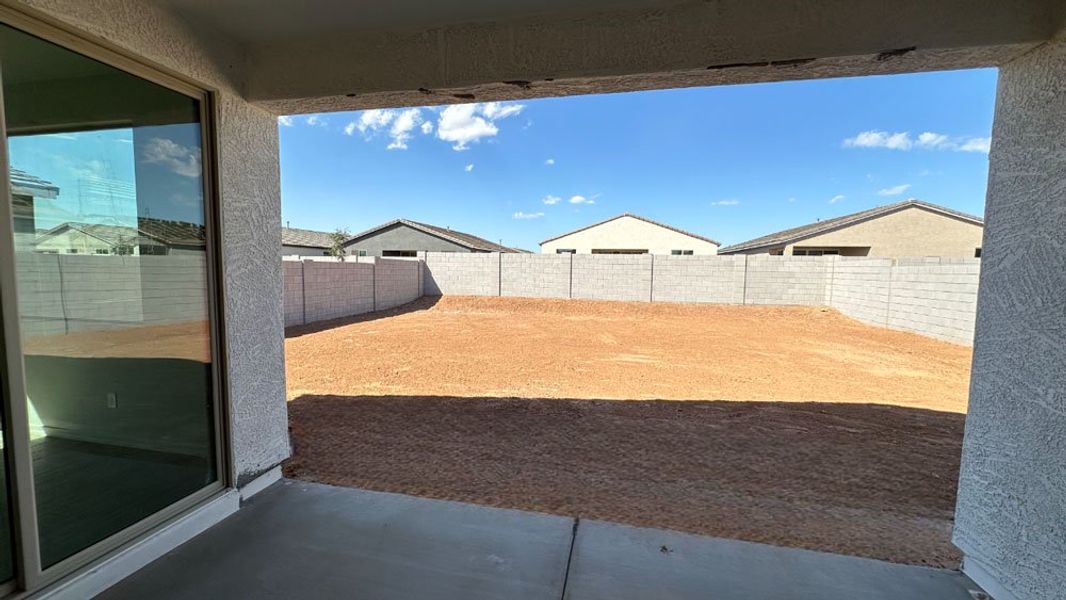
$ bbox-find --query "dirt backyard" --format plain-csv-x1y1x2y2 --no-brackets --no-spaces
284,296,972,567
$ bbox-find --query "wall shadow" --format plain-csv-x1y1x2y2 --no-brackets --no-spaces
285,296,441,338
284,394,965,568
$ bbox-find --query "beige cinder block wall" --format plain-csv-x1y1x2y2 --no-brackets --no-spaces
542,215,718,255
784,207,983,258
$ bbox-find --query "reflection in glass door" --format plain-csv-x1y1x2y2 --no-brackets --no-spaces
0,18,220,584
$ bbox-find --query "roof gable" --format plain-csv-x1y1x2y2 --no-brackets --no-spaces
718,199,983,254
343,219,518,253
540,213,720,246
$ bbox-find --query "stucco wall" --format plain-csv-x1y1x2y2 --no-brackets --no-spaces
345,223,475,256
16,0,290,485
541,216,719,255
952,37,1066,600
782,207,984,258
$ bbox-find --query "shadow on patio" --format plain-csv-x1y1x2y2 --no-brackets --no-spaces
99,478,984,599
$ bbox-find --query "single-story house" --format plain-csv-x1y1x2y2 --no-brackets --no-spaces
281,226,336,256
540,213,720,255
718,199,984,258
343,219,520,257
34,218,206,256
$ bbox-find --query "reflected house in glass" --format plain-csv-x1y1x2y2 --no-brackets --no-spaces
9,168,58,250
33,218,206,256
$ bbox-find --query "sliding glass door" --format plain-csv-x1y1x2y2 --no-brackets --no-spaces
0,17,223,592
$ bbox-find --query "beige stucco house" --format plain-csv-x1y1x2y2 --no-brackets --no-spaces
719,199,984,258
540,213,719,255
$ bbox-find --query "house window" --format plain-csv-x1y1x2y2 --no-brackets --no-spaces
671,250,694,255
591,249,648,254
383,250,417,257
357,250,367,257
556,249,576,254
975,248,982,258
0,20,222,580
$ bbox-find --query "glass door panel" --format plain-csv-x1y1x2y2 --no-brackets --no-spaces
0,23,218,569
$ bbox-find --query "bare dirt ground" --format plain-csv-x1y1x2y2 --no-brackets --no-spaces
284,296,972,567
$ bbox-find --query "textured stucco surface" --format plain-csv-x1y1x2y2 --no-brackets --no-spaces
13,0,291,484
231,0,1062,113
952,37,1066,600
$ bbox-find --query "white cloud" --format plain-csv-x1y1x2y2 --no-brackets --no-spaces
787,197,797,203
711,199,740,206
545,158,555,166
305,115,327,127
481,102,525,120
278,116,294,127
877,183,912,197
542,195,562,205
464,164,474,172
356,109,396,135
916,132,950,149
141,138,201,178
843,130,912,150
349,108,426,149
844,130,991,153
958,137,991,153
436,102,525,151
386,108,423,150
569,195,595,205
421,121,434,135
829,194,846,204
513,211,544,220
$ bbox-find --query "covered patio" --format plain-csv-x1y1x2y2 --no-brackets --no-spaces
0,1,1060,598
100,479,983,600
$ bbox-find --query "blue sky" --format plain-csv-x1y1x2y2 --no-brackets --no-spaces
279,68,997,251
9,123,205,228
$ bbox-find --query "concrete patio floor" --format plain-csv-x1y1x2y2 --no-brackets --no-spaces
99,479,985,600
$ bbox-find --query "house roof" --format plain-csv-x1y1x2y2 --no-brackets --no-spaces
138,217,206,247
36,219,207,248
10,168,59,199
282,226,336,249
344,219,519,253
718,199,984,254
539,213,721,246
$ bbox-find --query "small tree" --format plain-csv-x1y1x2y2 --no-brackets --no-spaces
328,228,349,261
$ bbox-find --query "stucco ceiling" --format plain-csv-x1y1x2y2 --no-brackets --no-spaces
162,0,687,42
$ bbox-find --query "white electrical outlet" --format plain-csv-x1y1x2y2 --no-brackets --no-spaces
106,392,118,409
